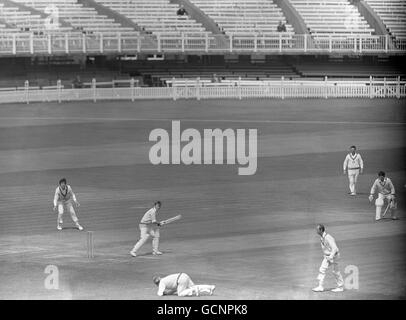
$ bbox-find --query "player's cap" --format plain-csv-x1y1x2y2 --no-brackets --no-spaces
378,171,385,177
59,178,67,185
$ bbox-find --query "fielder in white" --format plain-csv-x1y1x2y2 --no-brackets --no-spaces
343,145,364,196
369,171,398,221
130,201,163,257
312,224,344,292
153,273,216,297
53,178,83,231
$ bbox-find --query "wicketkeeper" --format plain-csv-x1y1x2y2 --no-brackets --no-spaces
130,201,163,257
369,171,398,221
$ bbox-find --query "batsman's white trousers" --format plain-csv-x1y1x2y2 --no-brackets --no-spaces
132,224,160,253
176,274,213,297
347,169,360,194
317,254,344,288
57,201,78,224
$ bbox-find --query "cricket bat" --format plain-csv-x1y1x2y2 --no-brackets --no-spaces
382,202,391,217
160,214,182,226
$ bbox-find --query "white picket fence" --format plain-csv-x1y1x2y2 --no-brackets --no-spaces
0,77,404,104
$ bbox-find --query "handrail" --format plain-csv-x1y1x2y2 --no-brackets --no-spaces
0,32,405,55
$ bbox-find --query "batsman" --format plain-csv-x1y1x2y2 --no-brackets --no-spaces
130,202,181,257
369,171,398,221
130,201,162,257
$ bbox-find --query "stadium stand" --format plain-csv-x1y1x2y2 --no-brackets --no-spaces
0,55,403,89
366,0,406,40
0,0,405,55
289,0,375,37
94,0,208,35
294,61,405,79
189,0,294,35
0,1,404,102
0,58,130,89
12,0,134,33
123,61,300,86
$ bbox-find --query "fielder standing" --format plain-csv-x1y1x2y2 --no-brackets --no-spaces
312,224,344,292
130,201,163,257
53,178,83,231
153,273,216,297
369,171,398,221
343,145,364,196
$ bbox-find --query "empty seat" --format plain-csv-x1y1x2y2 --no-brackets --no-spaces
94,0,208,36
366,0,406,40
289,0,375,37
190,0,294,35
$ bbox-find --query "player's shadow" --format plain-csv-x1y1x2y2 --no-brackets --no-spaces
59,227,81,230
378,217,399,222
320,287,344,293
347,192,368,196
136,250,173,257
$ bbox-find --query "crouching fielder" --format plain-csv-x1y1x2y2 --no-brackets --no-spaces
153,273,215,297
53,178,83,231
313,224,344,292
130,201,162,257
369,171,398,221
